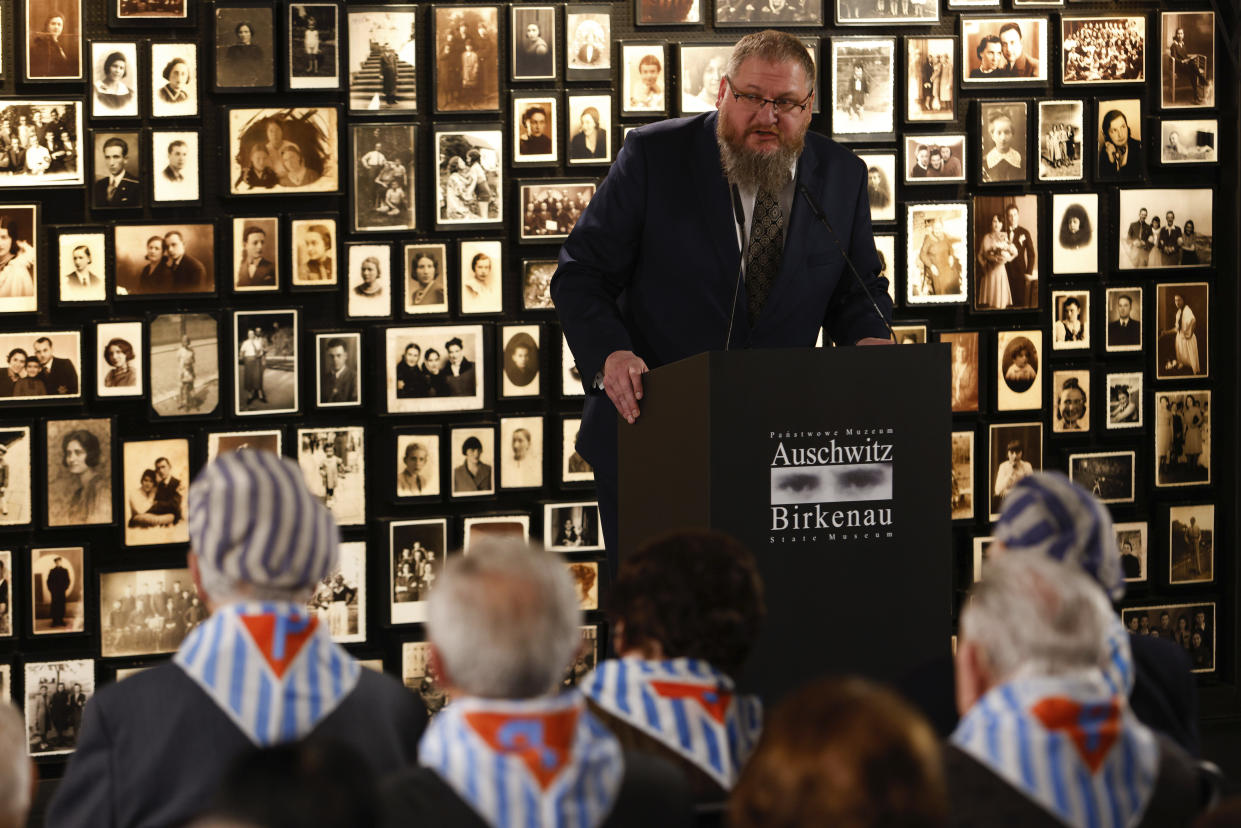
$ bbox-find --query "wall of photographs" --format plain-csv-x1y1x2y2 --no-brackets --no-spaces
0,0,1235,774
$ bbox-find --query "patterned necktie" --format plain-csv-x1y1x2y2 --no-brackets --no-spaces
746,188,784,325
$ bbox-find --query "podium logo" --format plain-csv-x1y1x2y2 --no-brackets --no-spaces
768,437,894,538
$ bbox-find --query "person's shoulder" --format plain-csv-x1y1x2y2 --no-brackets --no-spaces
90,662,188,715
609,750,696,826
805,131,867,175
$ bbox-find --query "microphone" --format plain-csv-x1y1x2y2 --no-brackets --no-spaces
723,183,747,351
796,181,896,342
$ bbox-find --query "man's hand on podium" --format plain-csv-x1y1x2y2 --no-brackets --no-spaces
604,349,649,424
857,337,895,346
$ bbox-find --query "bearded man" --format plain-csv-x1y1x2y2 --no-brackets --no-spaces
552,30,893,566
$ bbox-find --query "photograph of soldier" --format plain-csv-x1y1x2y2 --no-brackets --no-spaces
30,547,85,635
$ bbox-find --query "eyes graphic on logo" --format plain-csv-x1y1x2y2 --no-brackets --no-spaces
771,464,893,504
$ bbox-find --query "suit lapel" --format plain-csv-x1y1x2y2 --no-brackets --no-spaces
752,145,823,335
693,113,743,291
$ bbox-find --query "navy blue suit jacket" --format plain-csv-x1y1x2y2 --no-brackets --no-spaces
552,111,892,478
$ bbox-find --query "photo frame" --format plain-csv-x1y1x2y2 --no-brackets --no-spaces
296,427,365,526
1068,451,1135,504
519,181,598,243
0,331,82,404
434,127,503,228
1169,505,1213,585
459,239,503,315
233,310,300,416
544,501,604,552
837,0,934,26
113,0,190,24
463,515,531,549
511,6,557,81
960,16,1049,85
636,0,700,26
978,100,1028,183
30,546,87,635
566,93,613,166
148,313,219,418
565,5,612,81
99,567,197,658
561,332,586,398
350,123,416,233
1160,12,1214,109
24,1,83,82
91,130,144,211
678,43,732,115
214,2,277,92
1036,100,1084,182
988,421,1041,519
25,659,95,757
830,37,896,140
995,329,1041,411
96,321,143,399
401,641,449,713
345,243,394,319
621,43,669,117
1121,603,1214,671
521,259,557,310
309,540,365,644
567,562,600,610
1155,282,1209,380
205,429,282,463
287,2,341,91
150,42,200,118
151,130,201,205
345,5,417,113
113,223,215,297
972,536,996,581
905,201,969,305
856,152,896,224
403,243,450,315
903,134,966,183
389,518,450,625
0,101,85,189
1051,369,1089,433
500,324,541,399
122,437,190,547
0,426,34,528
1117,189,1213,271
315,332,361,408
46,420,112,529
433,5,501,112
939,331,980,413
512,93,558,167
395,430,441,498
1160,120,1218,165
950,430,974,521
718,0,822,26
1096,99,1144,181
290,217,338,287
1115,521,1147,582
874,234,896,303
384,324,486,414
905,37,956,123
892,324,927,344
1061,17,1145,85
972,194,1040,308
0,550,12,637
500,415,544,490
1105,371,1143,431
1050,290,1090,350
1155,390,1210,488
0,204,39,314
90,42,141,119
227,106,340,195
449,425,496,499
57,228,107,305
1051,194,1098,275
1104,286,1142,352
232,217,279,292
561,417,594,484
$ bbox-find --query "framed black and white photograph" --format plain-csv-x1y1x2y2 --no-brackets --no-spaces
395,431,440,498
0,101,82,189
567,562,599,610
309,541,365,644
151,131,200,204
905,202,968,305
856,152,895,224
296,428,365,527
46,419,111,528
565,6,611,80
513,95,558,166
228,107,340,195
1097,99,1144,181
435,128,502,228
1105,372,1142,431
1118,189,1212,270
122,437,189,547
1068,451,1135,504
544,501,604,552
346,243,393,319
96,321,143,399
24,1,83,82
205,429,282,463
988,422,1041,519
903,134,965,183
1061,17,1145,85
346,5,417,113
567,93,613,166
892,324,927,345
961,17,1048,85
561,332,585,398
385,324,486,414
315,332,360,408
0,205,38,315
25,659,94,757
1160,120,1217,165
519,181,597,243
678,44,731,114
401,641,449,713
972,536,995,582
1169,505,1213,585
214,3,276,91
150,42,199,118
1051,369,1089,433
874,235,896,304
100,567,198,658
30,546,86,635
622,44,668,116
522,259,556,310
1036,100,1084,182
90,42,140,118
291,218,338,287
1104,287,1142,352
905,38,955,123
1121,603,1213,672
501,325,541,399
978,100,1027,183
950,430,974,521
561,418,594,484
0,331,81,404
434,6,501,112
450,425,495,498
148,313,218,418
57,229,106,305
1051,290,1089,350
91,130,143,210
404,244,449,315
500,415,543,490
1160,12,1214,109
1115,522,1146,582
1051,194,1097,275
0,550,11,637
1155,390,1210,488
0,427,33,527
636,0,699,26
511,6,557,80
718,0,823,27
350,124,416,233
940,331,979,413
233,310,299,416
463,515,530,549
115,0,189,23
459,240,503,315
995,329,1041,411
288,3,340,90
389,518,450,625
232,217,278,292
114,223,215,297
1155,282,1208,380
830,37,895,139
838,0,934,25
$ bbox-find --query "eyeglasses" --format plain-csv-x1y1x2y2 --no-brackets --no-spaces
723,76,811,115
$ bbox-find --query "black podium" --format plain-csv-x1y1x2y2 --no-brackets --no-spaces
618,345,952,703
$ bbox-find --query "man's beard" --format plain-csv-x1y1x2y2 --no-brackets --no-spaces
716,114,803,193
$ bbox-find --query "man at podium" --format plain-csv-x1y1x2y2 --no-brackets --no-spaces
553,30,893,563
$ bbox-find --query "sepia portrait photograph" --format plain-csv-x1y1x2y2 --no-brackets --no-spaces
46,418,111,527
905,38,954,123
1105,372,1142,431
434,6,500,111
906,202,968,305
1118,188,1213,270
404,243,449,314
1115,521,1146,582
1104,286,1142,352
1061,17,1145,85
501,325,540,398
228,107,339,195
1051,369,1089,433
459,239,502,315
545,502,604,552
149,313,217,417
892,324,926,344
501,415,543,490
717,0,823,27
979,101,1027,183
291,218,337,286
0,427,32,527
463,515,530,549
1168,505,1213,585
1097,99,1143,181
234,310,298,416
567,93,612,165
0,101,82,189
91,130,143,211
0,550,11,637
347,5,417,112
0,331,81,404
1161,12,1214,109
904,134,965,183
522,259,556,310
214,3,276,91
1122,603,1213,672
567,563,599,611
1155,390,1210,488
679,44,731,114
940,331,979,413
96,321,143,399
346,243,393,319
351,124,416,233
520,182,597,242
950,430,973,521
961,17,1048,84
151,130,200,204
435,129,502,227
1069,451,1135,504
996,330,1041,411
874,235,896,303
122,437,189,547
117,0,187,21
988,422,1041,518
1155,282,1209,380
310,541,365,644
402,641,449,713
90,42,140,118
831,37,895,138
297,428,365,527
206,429,281,463
316,332,361,408
30,546,86,635
562,418,594,484
390,518,450,625
566,6,611,79
837,0,934,26
1160,120,1217,165
622,44,667,115
113,223,215,296
150,42,199,118
1051,194,1097,275
57,229,106,305
1036,100,1084,182
1051,290,1090,350
100,567,199,658
512,6,557,80
857,152,895,224
385,324,486,414
288,3,340,90
0,205,38,314
450,426,495,498
232,217,278,292
513,96,557,166
395,432,440,498
25,659,94,757
25,1,82,81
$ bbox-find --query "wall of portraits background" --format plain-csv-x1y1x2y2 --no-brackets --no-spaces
0,0,1235,774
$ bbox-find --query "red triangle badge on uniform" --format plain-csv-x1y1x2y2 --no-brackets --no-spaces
649,681,733,724
1030,696,1121,774
465,710,579,790
240,613,318,679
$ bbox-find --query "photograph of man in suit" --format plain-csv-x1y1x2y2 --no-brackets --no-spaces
1003,204,1037,308
1125,207,1153,267
999,22,1039,78
92,136,141,208
156,138,195,201
152,456,183,522
442,337,476,397
320,337,357,404
47,556,70,627
33,336,78,396
1108,293,1141,348
552,30,892,562
61,244,103,301
235,225,275,289
163,230,208,293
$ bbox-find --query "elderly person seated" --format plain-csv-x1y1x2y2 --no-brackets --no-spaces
580,530,765,801
948,552,1206,827
0,701,33,828
380,539,693,827
49,451,427,828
